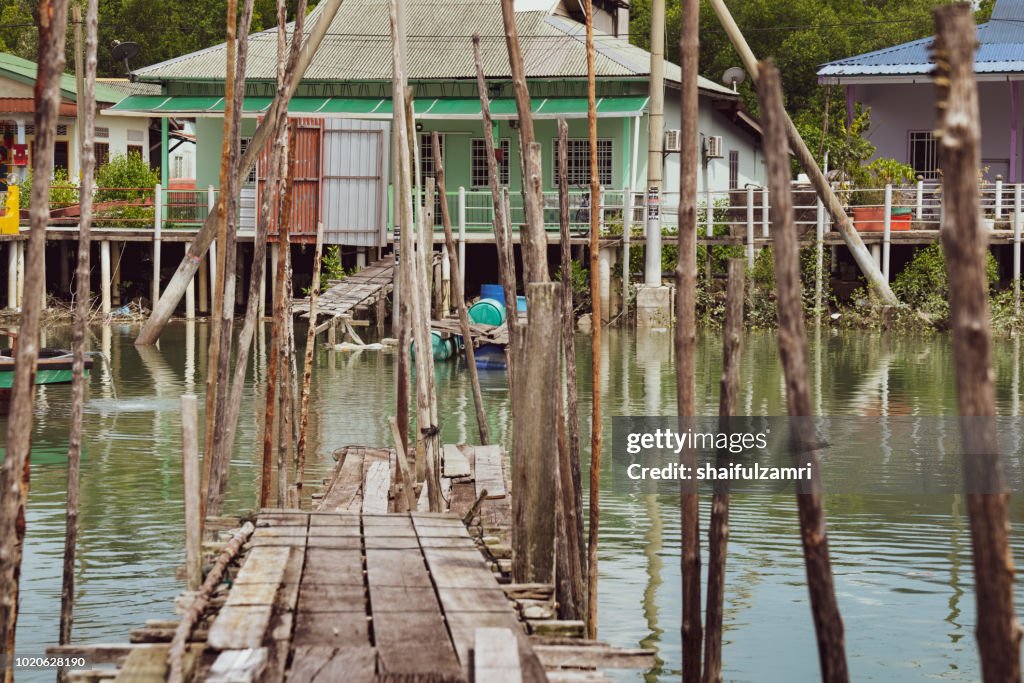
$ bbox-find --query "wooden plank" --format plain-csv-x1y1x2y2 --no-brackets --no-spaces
418,534,477,549
303,548,364,585
116,644,169,682
207,605,273,650
474,445,507,499
422,547,497,589
308,512,361,525
305,525,362,537
437,586,512,612
292,611,371,648
533,645,657,669
364,548,433,588
305,534,362,550
205,648,268,683
443,444,470,477
286,646,376,683
319,447,365,511
297,584,365,612
252,526,307,539
373,610,461,676
368,585,440,612
46,643,136,664
475,628,523,683
224,582,279,607
361,460,390,514
363,535,420,549
234,546,291,585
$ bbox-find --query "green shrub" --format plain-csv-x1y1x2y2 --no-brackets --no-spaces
892,243,997,322
17,167,78,211
94,152,159,227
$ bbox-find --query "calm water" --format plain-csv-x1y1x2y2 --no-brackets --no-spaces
5,323,1024,681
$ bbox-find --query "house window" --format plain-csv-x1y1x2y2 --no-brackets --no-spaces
908,131,939,179
95,126,109,139
53,140,68,172
239,138,257,185
94,141,109,168
728,150,739,190
418,133,443,181
127,144,143,159
553,138,613,187
471,138,510,187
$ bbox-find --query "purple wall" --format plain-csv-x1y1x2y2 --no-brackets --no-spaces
853,80,1023,182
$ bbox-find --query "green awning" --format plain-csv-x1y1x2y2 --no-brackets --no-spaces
106,95,649,119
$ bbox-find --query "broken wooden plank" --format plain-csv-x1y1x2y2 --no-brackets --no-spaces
318,447,365,511
206,605,273,650
443,444,471,478
532,645,658,669
361,460,390,514
205,648,268,683
286,646,376,683
474,445,507,499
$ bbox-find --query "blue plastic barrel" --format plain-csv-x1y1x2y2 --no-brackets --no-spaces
469,298,507,326
479,283,505,305
474,344,507,370
517,295,527,312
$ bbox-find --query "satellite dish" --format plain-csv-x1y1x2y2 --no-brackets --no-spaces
722,66,746,92
110,40,141,74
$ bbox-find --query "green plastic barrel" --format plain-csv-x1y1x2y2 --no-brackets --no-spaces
469,298,507,326
411,331,454,361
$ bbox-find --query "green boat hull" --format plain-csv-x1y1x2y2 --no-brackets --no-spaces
0,348,94,390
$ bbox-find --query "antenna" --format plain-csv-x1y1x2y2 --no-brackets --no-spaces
722,66,746,93
110,40,141,75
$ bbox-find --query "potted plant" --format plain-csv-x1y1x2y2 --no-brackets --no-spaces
848,158,915,232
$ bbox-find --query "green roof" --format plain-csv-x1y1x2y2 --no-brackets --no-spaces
106,95,650,119
0,52,126,104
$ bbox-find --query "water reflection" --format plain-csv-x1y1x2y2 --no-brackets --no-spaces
3,324,1024,681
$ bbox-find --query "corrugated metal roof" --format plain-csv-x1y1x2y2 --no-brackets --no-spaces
134,0,735,97
96,78,161,97
818,0,1024,78
0,52,126,103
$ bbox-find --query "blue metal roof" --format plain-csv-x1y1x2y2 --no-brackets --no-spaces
818,0,1024,79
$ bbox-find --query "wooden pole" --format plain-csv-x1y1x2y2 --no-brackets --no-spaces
758,60,849,683
295,221,324,506
933,6,1022,680
58,3,96,672
136,0,338,345
556,118,586,620
512,282,561,584
0,1,68,676
204,0,256,520
678,2,702,679
472,34,518,382
276,129,298,509
498,0,548,283
180,394,202,592
432,133,489,446
706,0,896,305
702,259,744,683
583,0,602,641
419,177,441,511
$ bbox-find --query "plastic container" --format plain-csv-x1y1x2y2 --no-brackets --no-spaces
516,295,527,313
479,283,505,305
411,331,454,361
474,343,507,370
469,298,507,326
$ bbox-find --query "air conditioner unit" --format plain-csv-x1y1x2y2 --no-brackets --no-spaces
705,135,724,159
664,129,682,153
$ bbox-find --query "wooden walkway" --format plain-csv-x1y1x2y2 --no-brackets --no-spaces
292,258,394,330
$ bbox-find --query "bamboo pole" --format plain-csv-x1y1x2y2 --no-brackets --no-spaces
933,6,1022,680
707,0,897,306
136,0,345,345
583,0,602,641
0,2,68,676
166,523,254,683
555,119,586,621
758,61,849,683
276,130,298,509
472,34,518,382
420,178,441,511
678,0,702,678
295,221,324,506
702,259,744,683
58,3,97,673
432,133,489,445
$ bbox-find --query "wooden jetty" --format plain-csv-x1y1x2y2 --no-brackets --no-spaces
292,258,394,334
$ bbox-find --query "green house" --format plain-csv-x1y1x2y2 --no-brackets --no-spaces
109,0,764,251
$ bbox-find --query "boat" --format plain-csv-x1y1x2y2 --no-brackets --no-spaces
0,348,93,391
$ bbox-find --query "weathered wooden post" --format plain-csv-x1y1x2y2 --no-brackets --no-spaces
679,0,703,678
759,60,849,683
295,221,324,505
100,239,111,315
1014,183,1021,320
59,5,97,675
933,5,1023,680
153,182,162,304
0,0,69,674
512,282,561,584
816,196,825,315
180,394,202,591
702,258,744,683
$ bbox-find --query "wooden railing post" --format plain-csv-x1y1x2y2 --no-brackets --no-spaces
1014,183,1021,319
746,185,755,267
916,175,925,220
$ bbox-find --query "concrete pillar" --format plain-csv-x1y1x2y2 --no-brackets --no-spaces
598,245,613,322
16,241,25,308
40,239,46,311
198,251,209,315
152,183,162,305
356,247,367,270
111,242,122,306
871,243,881,270
258,249,267,319
7,241,16,309
636,284,671,329
100,239,111,316
208,241,217,313
185,276,196,320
